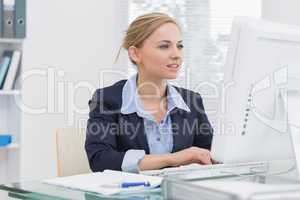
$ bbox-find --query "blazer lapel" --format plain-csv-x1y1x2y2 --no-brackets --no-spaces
128,113,150,154
170,109,185,153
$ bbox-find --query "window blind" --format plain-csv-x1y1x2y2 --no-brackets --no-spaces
119,0,261,134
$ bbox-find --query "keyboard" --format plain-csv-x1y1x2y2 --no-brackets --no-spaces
140,162,269,180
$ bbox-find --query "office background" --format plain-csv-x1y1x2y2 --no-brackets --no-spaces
17,0,300,182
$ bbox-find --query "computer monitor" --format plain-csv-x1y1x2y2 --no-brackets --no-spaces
211,17,300,169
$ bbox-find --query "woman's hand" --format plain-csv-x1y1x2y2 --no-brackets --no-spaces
138,147,212,171
170,147,212,167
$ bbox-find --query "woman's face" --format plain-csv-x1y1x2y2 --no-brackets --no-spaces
132,22,183,80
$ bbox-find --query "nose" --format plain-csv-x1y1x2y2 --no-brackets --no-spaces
170,46,181,60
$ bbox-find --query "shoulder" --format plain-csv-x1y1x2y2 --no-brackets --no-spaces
171,85,206,114
172,85,203,105
90,80,127,110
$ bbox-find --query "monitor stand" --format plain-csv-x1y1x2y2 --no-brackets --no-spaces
286,92,300,180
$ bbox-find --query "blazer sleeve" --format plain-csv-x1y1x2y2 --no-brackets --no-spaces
193,94,213,150
85,90,125,172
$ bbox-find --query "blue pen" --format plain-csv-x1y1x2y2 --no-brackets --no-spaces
120,181,151,188
101,181,151,188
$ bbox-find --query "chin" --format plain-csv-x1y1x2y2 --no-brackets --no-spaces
164,73,178,80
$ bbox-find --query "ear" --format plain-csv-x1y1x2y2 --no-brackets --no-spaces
128,46,141,64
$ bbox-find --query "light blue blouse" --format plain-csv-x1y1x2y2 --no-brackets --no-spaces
120,73,191,172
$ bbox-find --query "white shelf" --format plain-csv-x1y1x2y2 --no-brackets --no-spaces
0,38,23,44
0,90,21,96
0,33,23,185
0,143,19,151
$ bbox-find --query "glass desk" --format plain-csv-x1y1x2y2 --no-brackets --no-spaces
0,181,163,200
1,176,298,200
0,160,298,200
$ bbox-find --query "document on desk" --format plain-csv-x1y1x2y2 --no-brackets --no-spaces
43,170,162,196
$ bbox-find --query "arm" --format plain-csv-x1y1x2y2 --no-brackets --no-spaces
138,147,212,171
85,90,125,172
85,90,172,172
193,94,213,150
138,154,173,171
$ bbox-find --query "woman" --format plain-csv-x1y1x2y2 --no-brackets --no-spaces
85,12,213,173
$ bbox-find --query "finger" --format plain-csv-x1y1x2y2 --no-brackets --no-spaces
206,155,212,164
198,153,211,165
211,158,223,164
205,152,212,164
208,152,222,164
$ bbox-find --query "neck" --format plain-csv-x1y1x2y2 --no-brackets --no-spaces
136,73,167,101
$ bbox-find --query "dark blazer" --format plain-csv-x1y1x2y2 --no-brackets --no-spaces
85,80,213,172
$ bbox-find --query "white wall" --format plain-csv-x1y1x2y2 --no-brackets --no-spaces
20,0,128,180
262,0,300,25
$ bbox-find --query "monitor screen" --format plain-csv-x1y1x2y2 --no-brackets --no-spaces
211,17,300,167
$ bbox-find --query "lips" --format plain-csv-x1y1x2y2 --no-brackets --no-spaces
166,64,179,68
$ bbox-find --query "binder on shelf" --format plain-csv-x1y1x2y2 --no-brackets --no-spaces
0,134,12,146
3,50,20,90
0,0,3,38
2,0,15,38
14,0,25,38
0,50,13,89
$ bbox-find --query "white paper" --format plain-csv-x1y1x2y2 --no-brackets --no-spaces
43,170,162,196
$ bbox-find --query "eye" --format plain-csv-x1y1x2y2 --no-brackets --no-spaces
159,44,169,49
177,44,184,49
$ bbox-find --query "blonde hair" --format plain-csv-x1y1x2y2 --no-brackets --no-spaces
116,12,180,65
